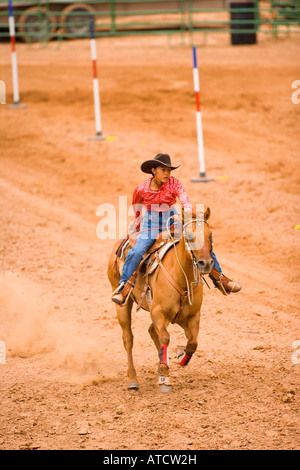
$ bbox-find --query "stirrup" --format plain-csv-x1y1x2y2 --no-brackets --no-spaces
215,280,229,296
211,271,242,295
111,280,135,306
210,268,230,296
112,293,126,306
111,282,126,306
111,282,125,297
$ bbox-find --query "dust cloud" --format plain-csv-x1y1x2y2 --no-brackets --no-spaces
0,271,113,382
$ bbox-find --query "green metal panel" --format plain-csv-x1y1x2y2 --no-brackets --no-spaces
0,1,299,42
270,0,300,23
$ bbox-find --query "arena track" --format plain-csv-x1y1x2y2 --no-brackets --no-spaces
0,33,299,450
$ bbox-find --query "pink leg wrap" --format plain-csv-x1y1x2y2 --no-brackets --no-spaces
159,345,169,368
178,352,192,366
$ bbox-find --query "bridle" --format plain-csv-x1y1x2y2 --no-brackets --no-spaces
166,216,212,305
183,217,210,254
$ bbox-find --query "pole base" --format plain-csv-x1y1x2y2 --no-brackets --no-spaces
191,174,215,183
88,134,107,141
6,103,27,110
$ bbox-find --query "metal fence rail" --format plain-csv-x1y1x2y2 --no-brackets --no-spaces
0,0,299,42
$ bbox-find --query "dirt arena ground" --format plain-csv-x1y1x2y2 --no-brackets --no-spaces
0,31,299,451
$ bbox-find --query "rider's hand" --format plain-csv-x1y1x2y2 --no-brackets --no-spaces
128,221,138,234
172,214,182,222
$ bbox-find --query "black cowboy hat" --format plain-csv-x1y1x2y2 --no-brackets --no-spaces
141,153,180,174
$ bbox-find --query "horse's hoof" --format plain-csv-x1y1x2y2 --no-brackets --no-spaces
128,381,139,390
159,384,172,394
158,375,172,393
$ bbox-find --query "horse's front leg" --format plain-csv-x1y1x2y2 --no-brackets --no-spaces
150,307,172,393
116,297,139,390
177,313,200,367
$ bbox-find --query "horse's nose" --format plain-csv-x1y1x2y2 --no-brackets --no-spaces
197,258,214,272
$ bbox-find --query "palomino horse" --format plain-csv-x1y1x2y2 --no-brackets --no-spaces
107,208,213,393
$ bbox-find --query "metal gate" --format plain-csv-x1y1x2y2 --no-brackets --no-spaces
0,1,299,42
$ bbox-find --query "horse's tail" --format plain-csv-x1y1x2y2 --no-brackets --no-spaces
113,257,119,278
107,256,120,279
108,238,126,279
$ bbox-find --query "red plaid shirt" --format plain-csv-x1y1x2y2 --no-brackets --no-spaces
132,176,192,230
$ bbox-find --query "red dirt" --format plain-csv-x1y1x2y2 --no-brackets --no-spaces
0,32,299,450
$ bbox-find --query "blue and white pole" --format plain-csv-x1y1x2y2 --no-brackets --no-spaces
193,46,205,177
191,47,214,183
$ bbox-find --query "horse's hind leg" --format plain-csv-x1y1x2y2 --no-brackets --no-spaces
116,298,139,390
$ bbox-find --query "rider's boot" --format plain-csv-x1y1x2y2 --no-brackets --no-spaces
112,274,136,306
210,267,242,295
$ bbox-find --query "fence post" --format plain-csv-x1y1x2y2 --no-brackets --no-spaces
110,0,116,35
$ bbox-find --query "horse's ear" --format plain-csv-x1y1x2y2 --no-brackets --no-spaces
204,207,211,221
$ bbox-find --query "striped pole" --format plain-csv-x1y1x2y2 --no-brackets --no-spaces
7,0,26,109
88,19,105,140
193,46,205,176
190,46,214,183
8,0,19,104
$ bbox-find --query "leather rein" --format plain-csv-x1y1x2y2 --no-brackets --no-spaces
155,217,210,320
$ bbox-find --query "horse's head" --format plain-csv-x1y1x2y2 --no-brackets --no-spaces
182,207,214,274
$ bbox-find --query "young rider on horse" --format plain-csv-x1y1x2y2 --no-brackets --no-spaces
112,153,242,306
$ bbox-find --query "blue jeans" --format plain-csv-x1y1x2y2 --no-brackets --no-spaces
119,209,177,289
118,209,222,290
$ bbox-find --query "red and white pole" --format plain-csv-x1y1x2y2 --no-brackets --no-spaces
190,47,214,183
89,19,105,140
7,0,26,109
9,0,19,104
